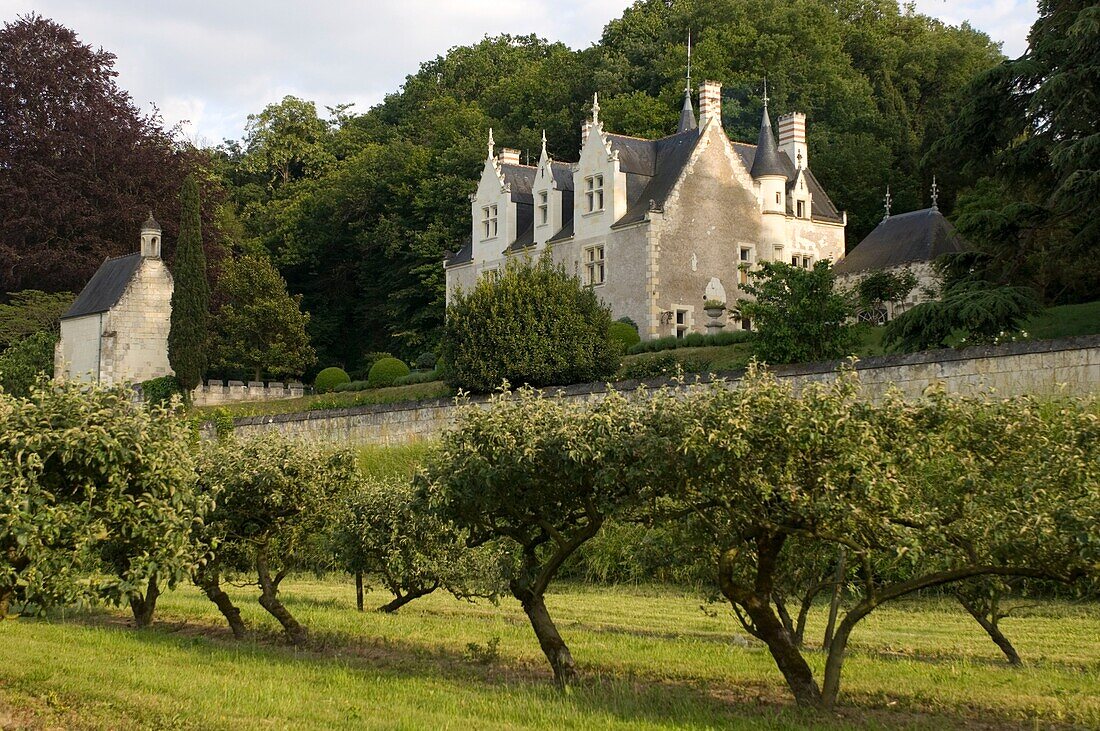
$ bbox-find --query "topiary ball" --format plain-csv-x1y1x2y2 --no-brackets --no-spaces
609,321,641,353
314,367,350,393
415,351,438,371
367,357,411,388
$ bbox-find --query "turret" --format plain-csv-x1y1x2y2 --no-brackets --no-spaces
751,101,787,216
140,211,161,258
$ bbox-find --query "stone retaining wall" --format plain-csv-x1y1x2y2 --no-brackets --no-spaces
192,380,306,406
208,335,1100,447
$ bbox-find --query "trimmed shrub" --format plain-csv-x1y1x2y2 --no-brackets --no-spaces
627,329,753,354
616,316,638,330
350,352,395,381
414,351,438,371
609,321,641,353
332,380,370,393
367,357,410,388
141,375,186,407
314,367,350,393
441,255,620,392
616,353,679,380
394,368,442,386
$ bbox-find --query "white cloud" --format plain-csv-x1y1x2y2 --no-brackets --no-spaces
0,1,1035,142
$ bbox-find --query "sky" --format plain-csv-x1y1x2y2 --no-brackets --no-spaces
0,0,1038,145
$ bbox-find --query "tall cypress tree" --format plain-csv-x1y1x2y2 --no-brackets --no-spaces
168,175,210,392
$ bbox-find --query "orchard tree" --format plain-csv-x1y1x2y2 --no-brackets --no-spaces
168,175,211,391
331,476,504,612
0,14,204,293
441,255,620,392
0,380,206,622
738,261,856,365
195,434,355,644
855,269,918,317
668,367,1098,709
420,385,677,686
213,255,316,382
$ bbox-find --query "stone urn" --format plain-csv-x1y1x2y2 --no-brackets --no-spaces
704,301,726,335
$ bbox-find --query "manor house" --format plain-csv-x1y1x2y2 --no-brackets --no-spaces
444,82,847,339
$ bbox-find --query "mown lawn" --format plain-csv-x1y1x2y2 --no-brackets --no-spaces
1,580,1097,730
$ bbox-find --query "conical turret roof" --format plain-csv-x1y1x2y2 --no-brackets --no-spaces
677,89,697,133
749,106,786,179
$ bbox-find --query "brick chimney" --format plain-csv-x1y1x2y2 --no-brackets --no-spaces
698,81,722,128
499,148,521,166
777,112,807,168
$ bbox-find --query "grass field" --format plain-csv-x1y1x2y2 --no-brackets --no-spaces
1,579,1097,730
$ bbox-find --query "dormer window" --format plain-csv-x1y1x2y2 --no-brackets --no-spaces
585,174,604,212
481,205,498,239
537,191,548,226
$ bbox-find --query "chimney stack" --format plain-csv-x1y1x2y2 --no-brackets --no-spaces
698,81,722,128
498,148,521,166
777,112,807,168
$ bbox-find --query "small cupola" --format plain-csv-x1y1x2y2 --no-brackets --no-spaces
141,211,161,258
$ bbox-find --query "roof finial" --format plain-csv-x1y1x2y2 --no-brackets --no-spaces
591,92,600,125
883,186,892,221
762,76,769,109
930,175,939,211
541,129,547,155
686,30,692,93
487,128,495,160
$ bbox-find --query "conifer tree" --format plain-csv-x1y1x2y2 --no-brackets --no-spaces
168,175,210,391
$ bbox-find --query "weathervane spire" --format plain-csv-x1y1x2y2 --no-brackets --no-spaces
883,186,892,221
762,76,769,109
930,175,939,211
686,30,692,93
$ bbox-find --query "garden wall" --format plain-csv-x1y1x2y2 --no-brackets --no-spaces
209,335,1100,447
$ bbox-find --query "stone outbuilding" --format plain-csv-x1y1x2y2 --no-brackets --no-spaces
833,193,969,321
54,215,174,384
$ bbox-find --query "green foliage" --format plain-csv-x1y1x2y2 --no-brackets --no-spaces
0,330,56,398
314,367,350,393
367,357,410,388
0,380,206,617
935,3,1100,302
0,290,73,351
331,476,504,611
627,329,753,354
141,375,186,407
419,385,666,685
212,255,316,382
563,521,707,586
658,366,1099,708
856,269,918,311
414,351,438,371
441,255,620,393
195,434,357,642
616,353,680,381
608,321,641,353
884,280,1043,351
738,261,856,364
168,175,211,391
394,369,442,386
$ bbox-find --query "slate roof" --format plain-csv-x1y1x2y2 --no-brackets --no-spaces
678,90,698,133
61,253,143,320
445,237,473,267
611,129,702,228
749,108,786,179
732,143,843,223
508,161,575,253
833,208,968,275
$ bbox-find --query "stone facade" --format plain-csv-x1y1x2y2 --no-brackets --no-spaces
55,218,174,385
445,83,846,340
209,335,1100,447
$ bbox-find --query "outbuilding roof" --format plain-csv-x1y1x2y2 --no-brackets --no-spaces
61,253,143,320
833,207,968,275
